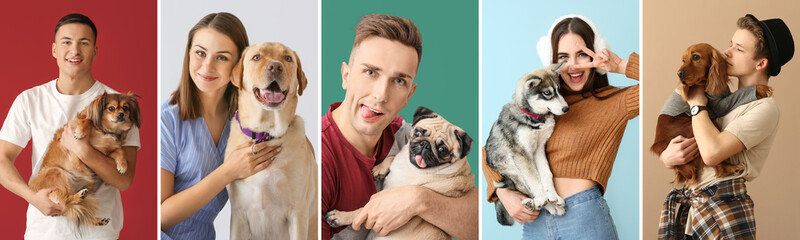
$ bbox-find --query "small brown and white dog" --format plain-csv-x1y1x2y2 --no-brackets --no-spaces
29,92,140,227
651,43,771,184
325,106,474,240
225,42,317,240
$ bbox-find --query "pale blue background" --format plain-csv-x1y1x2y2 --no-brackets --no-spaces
481,0,639,239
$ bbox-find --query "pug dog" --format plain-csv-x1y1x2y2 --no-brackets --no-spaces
325,106,474,240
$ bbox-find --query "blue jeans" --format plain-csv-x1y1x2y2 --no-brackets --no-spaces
522,186,618,240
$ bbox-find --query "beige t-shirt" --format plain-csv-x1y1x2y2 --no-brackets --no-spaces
690,97,780,190
684,97,779,234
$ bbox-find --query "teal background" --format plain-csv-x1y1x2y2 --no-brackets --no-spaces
481,0,640,239
321,0,480,187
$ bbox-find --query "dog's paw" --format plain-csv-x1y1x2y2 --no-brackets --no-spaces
544,203,566,216
522,198,545,211
96,218,110,226
117,165,127,174
372,166,389,182
78,188,88,200
325,210,347,228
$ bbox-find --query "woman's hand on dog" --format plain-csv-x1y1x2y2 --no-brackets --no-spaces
223,142,280,181
496,188,539,224
660,136,699,168
573,43,628,75
29,187,63,216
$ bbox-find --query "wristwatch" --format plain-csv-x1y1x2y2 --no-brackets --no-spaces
690,105,708,116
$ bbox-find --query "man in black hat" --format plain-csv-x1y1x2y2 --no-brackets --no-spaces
658,14,793,239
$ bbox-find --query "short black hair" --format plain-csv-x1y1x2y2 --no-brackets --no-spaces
55,13,97,41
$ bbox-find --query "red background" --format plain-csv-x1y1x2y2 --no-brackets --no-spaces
0,0,157,238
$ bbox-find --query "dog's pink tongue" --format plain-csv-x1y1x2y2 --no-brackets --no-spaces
415,155,426,168
262,91,285,104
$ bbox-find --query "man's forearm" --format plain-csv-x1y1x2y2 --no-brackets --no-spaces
691,111,744,165
78,146,137,191
0,158,36,202
418,186,478,240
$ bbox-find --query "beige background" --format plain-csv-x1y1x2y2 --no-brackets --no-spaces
643,0,800,238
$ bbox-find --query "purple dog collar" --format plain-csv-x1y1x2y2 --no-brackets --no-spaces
235,111,273,143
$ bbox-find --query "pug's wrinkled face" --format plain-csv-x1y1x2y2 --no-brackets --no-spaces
408,106,473,169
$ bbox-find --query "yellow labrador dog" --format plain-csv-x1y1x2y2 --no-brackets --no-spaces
225,42,317,240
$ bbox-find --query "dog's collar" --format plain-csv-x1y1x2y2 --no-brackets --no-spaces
518,106,545,120
235,111,273,143
100,130,123,141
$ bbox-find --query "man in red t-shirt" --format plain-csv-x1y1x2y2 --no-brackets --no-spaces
321,14,478,240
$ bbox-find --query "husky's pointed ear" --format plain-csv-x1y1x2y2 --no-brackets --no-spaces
413,106,438,125
455,129,473,158
525,77,541,89
551,61,567,75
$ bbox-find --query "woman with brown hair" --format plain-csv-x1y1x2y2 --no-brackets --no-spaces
159,12,279,240
483,15,639,239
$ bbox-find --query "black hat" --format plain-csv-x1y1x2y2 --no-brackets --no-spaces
746,14,794,76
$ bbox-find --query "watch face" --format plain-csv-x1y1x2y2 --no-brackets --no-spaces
691,106,699,115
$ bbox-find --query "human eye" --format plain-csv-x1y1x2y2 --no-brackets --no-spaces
195,50,206,57
394,78,406,85
557,54,568,60
216,55,229,61
365,69,375,77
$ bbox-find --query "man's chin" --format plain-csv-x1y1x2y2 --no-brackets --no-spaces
351,119,390,137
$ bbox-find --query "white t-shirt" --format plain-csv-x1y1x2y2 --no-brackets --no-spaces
0,79,141,240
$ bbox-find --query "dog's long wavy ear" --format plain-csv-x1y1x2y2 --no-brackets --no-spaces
707,48,729,95
87,92,107,128
455,129,473,158
295,51,307,96
126,93,142,128
231,46,249,89
413,106,438,126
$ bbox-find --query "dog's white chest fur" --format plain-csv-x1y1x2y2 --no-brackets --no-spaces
225,116,317,240
516,116,555,158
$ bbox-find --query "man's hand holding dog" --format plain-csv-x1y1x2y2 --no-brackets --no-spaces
660,136,700,168
352,185,426,236
496,188,539,224
222,142,280,181
29,187,63,216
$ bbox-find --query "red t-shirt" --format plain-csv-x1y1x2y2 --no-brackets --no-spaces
321,102,404,239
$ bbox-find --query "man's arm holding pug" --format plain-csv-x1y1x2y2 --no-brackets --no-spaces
352,178,479,240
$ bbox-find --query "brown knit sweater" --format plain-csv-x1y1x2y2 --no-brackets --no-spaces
483,53,639,202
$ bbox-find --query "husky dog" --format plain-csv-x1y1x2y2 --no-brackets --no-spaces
485,62,569,226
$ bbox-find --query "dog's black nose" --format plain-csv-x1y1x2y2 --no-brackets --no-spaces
267,62,283,73
562,107,569,113
117,113,125,120
677,70,685,79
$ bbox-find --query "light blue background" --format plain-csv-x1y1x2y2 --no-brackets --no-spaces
481,0,639,239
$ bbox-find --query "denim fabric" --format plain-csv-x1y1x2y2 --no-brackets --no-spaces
522,186,619,240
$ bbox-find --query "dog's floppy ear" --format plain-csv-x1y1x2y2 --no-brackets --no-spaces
413,106,438,126
231,46,249,89
294,52,308,96
87,92,108,128
294,51,308,96
455,129,473,158
126,93,142,128
706,48,729,96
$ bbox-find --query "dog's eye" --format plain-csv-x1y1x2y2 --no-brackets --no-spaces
543,90,552,96
107,106,116,112
122,106,129,111
252,55,261,61
692,54,700,60
437,143,450,156
284,56,293,62
415,131,422,137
